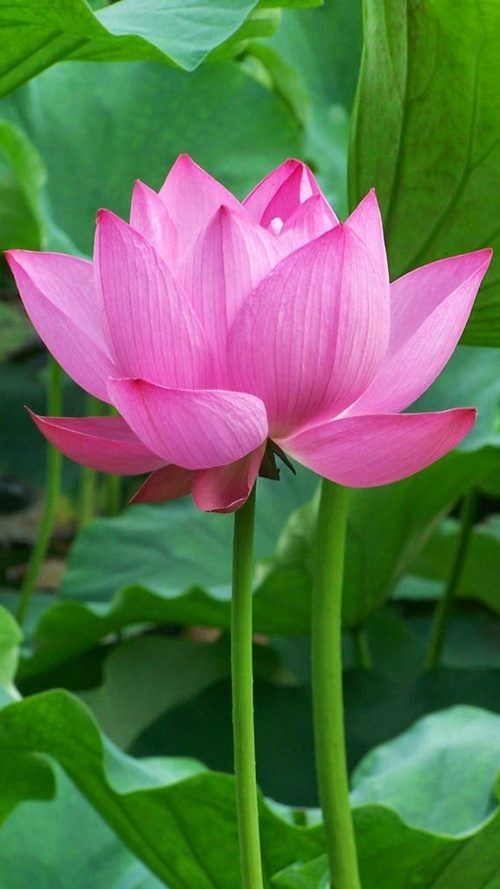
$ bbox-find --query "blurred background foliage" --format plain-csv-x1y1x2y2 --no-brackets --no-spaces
1,0,500,886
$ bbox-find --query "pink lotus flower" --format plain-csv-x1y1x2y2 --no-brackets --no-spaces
6,156,491,512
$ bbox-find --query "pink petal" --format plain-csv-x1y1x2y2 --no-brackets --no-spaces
29,412,165,475
228,225,390,437
108,378,268,470
346,190,389,289
130,465,194,503
243,159,336,228
192,446,265,513
95,210,209,388
280,409,476,487
277,195,337,252
158,154,240,252
178,206,284,383
130,180,178,268
346,249,492,416
6,251,116,402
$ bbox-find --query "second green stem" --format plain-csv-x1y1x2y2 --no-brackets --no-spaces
312,479,360,889
231,485,264,889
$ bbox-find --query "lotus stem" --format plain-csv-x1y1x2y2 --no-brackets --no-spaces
425,487,478,670
17,357,63,626
312,479,360,889
231,484,264,889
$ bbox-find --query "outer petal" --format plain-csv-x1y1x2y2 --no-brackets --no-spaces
243,159,337,228
278,194,336,252
192,445,265,513
280,409,476,487
109,378,268,470
95,210,209,388
6,251,116,402
178,206,284,382
130,180,178,268
346,189,389,289
29,412,165,475
228,225,390,437
130,465,194,503
345,249,492,416
158,154,240,251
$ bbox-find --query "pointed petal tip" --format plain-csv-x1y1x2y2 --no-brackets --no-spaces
4,248,32,270
171,153,200,173
96,207,118,226
476,246,493,268
132,178,150,192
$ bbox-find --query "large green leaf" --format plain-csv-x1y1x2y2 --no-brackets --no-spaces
0,765,162,889
0,689,324,888
349,0,500,345
273,806,500,889
0,0,313,98
275,705,500,885
351,706,500,834
5,57,301,254
3,687,500,889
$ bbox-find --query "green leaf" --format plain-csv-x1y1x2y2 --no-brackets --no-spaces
0,119,45,250
0,0,281,98
273,805,500,888
349,0,500,345
2,686,500,887
351,706,500,834
5,57,301,255
0,765,162,888
0,690,324,887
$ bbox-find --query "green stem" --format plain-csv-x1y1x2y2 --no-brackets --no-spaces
312,479,360,889
425,488,478,671
231,485,264,889
17,358,63,626
77,395,102,529
353,627,372,670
